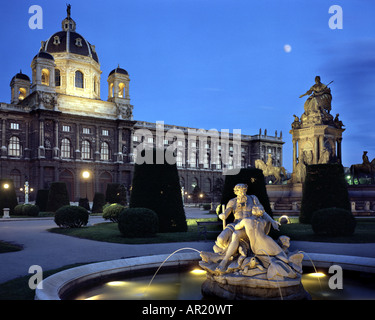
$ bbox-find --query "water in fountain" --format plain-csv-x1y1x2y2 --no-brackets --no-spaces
142,247,202,297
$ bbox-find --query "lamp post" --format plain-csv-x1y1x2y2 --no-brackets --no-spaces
82,170,90,199
2,183,10,219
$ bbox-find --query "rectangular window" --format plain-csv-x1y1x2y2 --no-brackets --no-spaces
83,127,91,134
10,123,19,130
133,136,138,142
102,129,109,136
62,125,71,132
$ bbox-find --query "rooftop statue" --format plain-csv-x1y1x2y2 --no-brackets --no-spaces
200,184,307,299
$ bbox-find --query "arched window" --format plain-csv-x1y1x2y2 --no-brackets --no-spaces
18,88,27,100
8,136,21,157
41,69,50,86
75,70,84,88
61,138,71,158
100,142,109,160
55,69,61,87
81,140,91,159
118,82,125,98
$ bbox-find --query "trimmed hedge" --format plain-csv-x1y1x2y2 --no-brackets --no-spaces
22,204,40,217
54,205,89,228
300,164,351,224
105,183,127,205
102,203,125,223
118,207,159,238
311,207,356,236
130,149,187,233
46,182,70,212
79,198,90,211
92,192,106,213
35,189,49,212
220,168,273,223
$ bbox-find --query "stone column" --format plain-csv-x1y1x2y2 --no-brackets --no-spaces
53,121,59,159
1,119,7,157
337,138,342,163
314,136,319,164
38,120,45,158
292,139,297,172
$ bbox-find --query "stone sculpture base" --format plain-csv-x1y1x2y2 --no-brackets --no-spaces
201,273,310,300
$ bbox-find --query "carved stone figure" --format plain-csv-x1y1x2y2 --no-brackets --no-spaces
299,76,333,126
200,183,307,300
255,154,287,184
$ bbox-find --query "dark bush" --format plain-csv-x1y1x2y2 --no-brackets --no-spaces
46,182,70,212
311,207,356,236
35,189,49,212
102,203,124,222
130,149,187,233
105,183,127,205
118,207,159,238
22,204,40,217
14,204,24,216
92,192,106,213
54,205,89,228
79,197,90,211
300,164,351,224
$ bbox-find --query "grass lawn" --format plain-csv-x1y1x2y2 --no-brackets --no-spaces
49,218,222,244
0,241,23,253
48,217,375,244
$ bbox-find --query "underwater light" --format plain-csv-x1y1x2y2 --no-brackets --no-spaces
190,269,206,275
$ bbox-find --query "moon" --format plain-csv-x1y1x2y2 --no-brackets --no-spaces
284,44,292,53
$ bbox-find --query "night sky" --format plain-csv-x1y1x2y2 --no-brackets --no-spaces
1,0,375,172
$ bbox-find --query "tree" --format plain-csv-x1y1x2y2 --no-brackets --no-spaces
105,183,127,205
46,182,70,212
130,149,187,233
300,163,351,224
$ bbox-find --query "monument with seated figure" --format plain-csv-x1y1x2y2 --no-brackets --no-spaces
199,184,308,300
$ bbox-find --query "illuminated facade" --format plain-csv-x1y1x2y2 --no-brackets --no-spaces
0,9,284,203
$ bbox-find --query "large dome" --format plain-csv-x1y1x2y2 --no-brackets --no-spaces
41,13,99,63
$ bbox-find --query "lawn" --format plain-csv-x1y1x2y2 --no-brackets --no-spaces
48,217,375,244
49,218,222,244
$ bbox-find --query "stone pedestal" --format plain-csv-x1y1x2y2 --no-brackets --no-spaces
2,208,10,219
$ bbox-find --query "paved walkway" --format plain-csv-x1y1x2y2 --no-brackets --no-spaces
1,207,375,285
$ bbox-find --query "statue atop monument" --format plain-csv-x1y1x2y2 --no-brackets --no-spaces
299,76,334,126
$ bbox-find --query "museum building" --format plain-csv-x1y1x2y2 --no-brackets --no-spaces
0,10,284,203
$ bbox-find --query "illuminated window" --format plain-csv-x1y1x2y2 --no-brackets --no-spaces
177,151,183,167
102,129,109,136
75,70,84,88
62,125,71,132
18,88,27,100
10,123,19,130
100,142,109,161
83,127,91,134
81,140,91,159
8,136,21,157
118,82,125,98
41,69,50,86
61,138,71,158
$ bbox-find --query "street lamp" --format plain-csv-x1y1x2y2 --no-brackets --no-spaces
82,170,90,199
2,183,10,219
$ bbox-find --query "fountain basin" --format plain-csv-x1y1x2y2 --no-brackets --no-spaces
35,252,375,300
